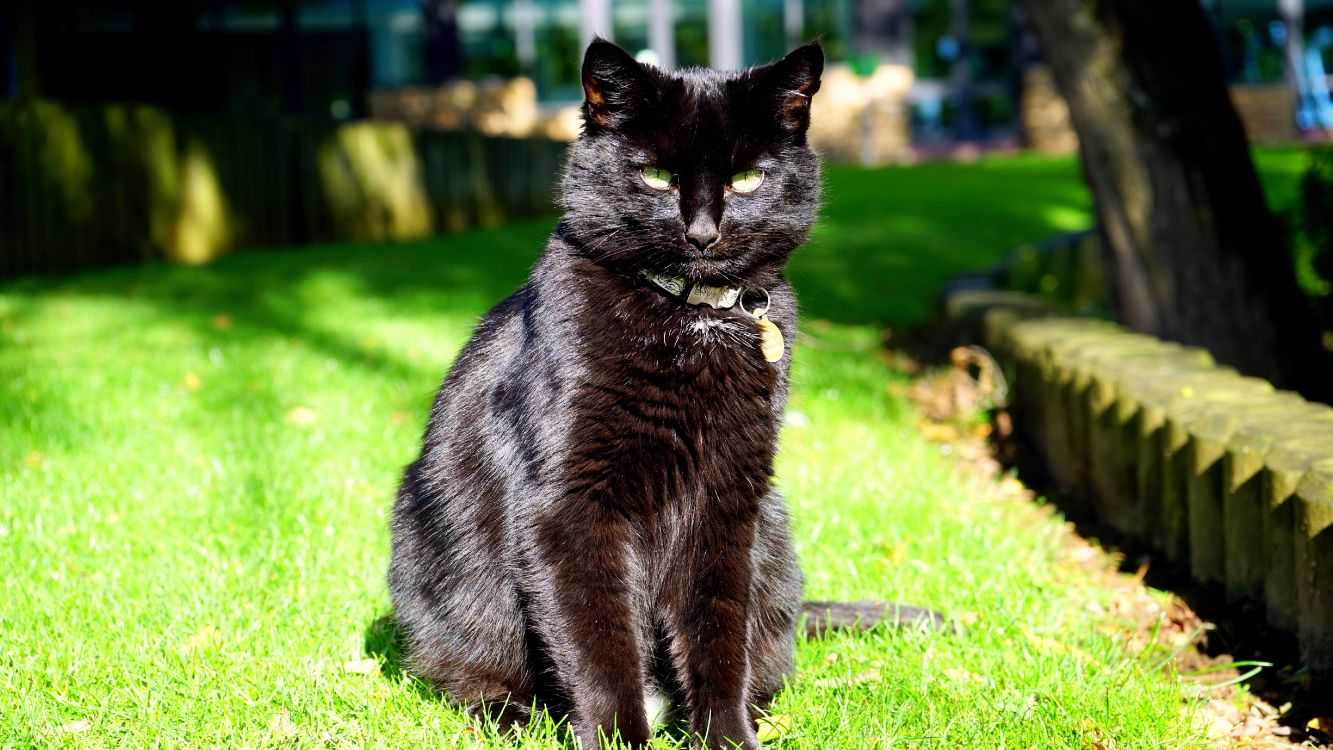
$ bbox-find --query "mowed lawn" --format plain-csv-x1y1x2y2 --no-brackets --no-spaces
1,153,1301,748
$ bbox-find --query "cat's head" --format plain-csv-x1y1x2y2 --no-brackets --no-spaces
560,40,823,285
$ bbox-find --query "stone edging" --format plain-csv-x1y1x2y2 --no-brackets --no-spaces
941,288,1333,675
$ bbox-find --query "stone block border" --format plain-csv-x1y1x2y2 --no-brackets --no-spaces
942,288,1333,675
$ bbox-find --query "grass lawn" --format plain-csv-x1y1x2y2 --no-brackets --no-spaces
4,152,1305,748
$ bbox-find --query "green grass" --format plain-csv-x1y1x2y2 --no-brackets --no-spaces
2,152,1276,748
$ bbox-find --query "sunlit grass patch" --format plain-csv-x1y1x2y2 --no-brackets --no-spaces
0,155,1231,748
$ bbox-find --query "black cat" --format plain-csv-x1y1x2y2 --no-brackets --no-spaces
389,39,939,749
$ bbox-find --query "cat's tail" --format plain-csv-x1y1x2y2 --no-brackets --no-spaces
801,601,949,639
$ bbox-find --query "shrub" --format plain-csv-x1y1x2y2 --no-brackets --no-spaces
1295,147,1333,328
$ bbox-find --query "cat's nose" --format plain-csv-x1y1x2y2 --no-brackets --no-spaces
685,218,720,253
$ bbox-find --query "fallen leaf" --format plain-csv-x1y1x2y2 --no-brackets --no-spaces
342,658,378,674
918,421,959,443
183,372,201,391
756,713,793,743
943,668,987,685
181,624,221,654
211,314,233,331
57,719,92,734
285,406,319,427
269,710,297,739
1131,560,1150,585
1080,719,1114,749
881,545,906,565
1231,717,1263,738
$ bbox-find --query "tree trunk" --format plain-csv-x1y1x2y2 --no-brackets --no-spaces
12,0,38,102
1021,0,1330,401
854,0,913,67
423,0,464,85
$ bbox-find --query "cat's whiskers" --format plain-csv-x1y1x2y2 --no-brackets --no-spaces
586,227,628,263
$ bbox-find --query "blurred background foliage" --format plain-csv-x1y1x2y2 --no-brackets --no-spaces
2,0,1333,319
1291,147,1333,326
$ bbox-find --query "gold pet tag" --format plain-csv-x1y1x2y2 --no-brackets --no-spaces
743,289,784,363
757,315,784,362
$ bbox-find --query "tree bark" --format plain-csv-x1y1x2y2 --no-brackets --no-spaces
12,0,38,102
423,0,464,85
1021,0,1330,401
854,0,913,67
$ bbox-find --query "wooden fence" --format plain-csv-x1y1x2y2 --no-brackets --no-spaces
0,101,569,279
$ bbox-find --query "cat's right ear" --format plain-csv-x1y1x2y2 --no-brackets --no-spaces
581,39,656,133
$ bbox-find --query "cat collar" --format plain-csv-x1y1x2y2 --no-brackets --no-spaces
641,271,741,309
640,271,785,362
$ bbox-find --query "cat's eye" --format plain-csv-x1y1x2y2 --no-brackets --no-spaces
730,169,764,193
641,166,673,191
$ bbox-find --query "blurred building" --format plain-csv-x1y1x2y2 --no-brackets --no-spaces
1,0,1331,154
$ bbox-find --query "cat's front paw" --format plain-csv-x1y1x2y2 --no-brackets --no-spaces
695,720,760,750
572,717,652,750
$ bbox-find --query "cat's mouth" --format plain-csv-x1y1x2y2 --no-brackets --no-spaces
675,256,743,286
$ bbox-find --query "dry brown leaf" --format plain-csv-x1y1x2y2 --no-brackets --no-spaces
269,710,297,739
881,548,906,566
1081,719,1114,750
1231,717,1264,738
342,658,378,674
942,668,987,685
57,719,92,734
285,406,319,427
918,421,959,443
756,713,793,742
181,624,221,654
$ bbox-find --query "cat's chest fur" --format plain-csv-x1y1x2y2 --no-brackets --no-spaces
551,261,792,519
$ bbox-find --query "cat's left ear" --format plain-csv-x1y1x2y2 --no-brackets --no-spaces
582,38,657,132
754,42,824,135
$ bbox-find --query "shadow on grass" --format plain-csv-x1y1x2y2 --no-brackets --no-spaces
0,158,1091,474
364,612,414,687
792,159,1091,327
364,611,599,747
